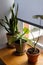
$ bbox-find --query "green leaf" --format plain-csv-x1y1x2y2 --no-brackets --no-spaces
22,37,29,41
4,16,10,26
5,16,8,22
0,22,10,33
0,3,19,35
15,4,18,18
12,3,15,8
10,8,14,18
23,27,30,34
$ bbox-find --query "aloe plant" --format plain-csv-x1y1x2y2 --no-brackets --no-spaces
15,27,30,49
0,3,19,35
15,27,30,54
30,15,41,53
16,27,30,41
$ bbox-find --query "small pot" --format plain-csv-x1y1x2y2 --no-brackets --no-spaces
6,33,16,48
26,48,40,63
15,39,27,55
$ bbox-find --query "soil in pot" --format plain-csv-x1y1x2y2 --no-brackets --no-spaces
14,39,27,56
26,48,40,63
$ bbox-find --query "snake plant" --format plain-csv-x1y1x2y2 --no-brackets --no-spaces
0,3,19,35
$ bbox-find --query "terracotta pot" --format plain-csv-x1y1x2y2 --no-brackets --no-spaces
6,33,16,48
15,39,27,55
26,48,40,63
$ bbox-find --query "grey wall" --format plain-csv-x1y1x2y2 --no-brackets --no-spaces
0,26,7,49
15,0,43,27
0,0,14,49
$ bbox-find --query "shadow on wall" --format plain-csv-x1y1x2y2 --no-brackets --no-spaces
0,23,7,49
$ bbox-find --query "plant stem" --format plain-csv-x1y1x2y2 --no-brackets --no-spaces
34,19,41,51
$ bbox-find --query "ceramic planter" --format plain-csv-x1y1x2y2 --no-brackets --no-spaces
26,48,40,63
6,33,17,48
15,39,27,55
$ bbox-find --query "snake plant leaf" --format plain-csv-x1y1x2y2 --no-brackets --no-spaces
0,22,10,33
4,16,10,26
14,4,18,32
12,3,15,8
23,27,30,34
0,18,9,26
15,4,18,18
10,8,14,19
0,3,19,35
33,15,43,19
5,16,8,22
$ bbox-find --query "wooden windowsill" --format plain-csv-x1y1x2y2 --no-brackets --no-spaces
0,45,43,65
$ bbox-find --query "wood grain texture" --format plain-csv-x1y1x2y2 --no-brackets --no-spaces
0,45,43,65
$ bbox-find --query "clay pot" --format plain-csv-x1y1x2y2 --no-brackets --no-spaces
15,39,27,55
26,48,40,63
6,33,16,48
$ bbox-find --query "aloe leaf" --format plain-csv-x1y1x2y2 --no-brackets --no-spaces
16,27,30,40
23,27,30,34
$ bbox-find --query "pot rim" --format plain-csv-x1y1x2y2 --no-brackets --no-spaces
15,39,27,44
26,48,40,56
6,33,13,35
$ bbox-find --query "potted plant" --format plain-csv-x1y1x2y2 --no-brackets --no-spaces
14,27,30,56
0,3,19,48
26,15,42,63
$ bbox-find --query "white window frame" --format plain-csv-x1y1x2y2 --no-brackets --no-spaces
23,22,43,50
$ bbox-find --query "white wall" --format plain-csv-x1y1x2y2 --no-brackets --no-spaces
15,0,43,27
0,27,7,49
0,0,14,49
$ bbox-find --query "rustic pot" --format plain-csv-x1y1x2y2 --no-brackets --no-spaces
15,39,27,55
6,33,16,48
26,48,40,63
